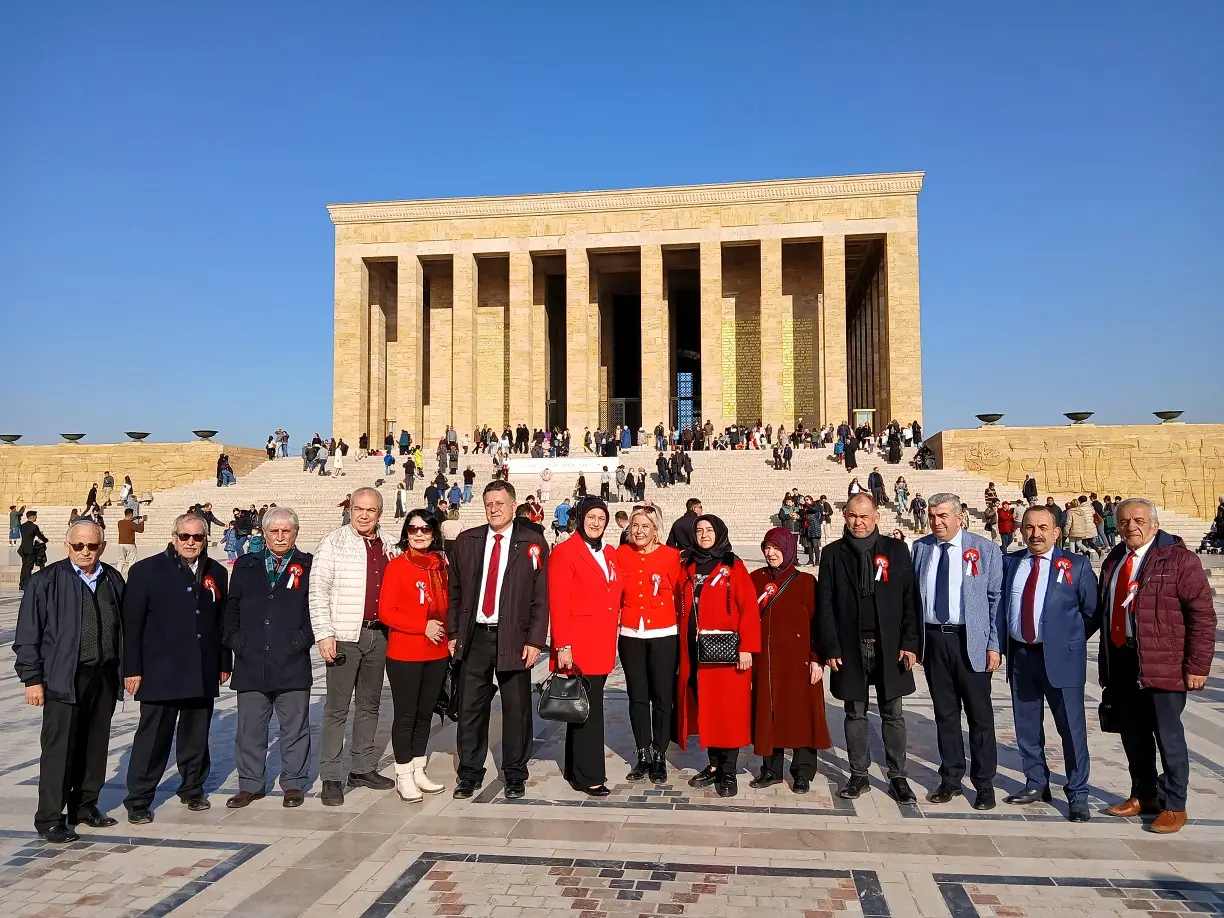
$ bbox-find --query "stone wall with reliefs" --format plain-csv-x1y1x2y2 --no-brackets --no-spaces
929,424,1224,520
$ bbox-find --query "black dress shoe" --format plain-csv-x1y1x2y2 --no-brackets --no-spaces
792,775,810,794
648,748,668,785
452,778,482,800
716,774,738,798
1068,801,1091,823
1004,786,1052,806
37,822,79,844
283,790,305,808
626,748,653,782
225,791,265,809
504,779,526,800
889,777,917,804
348,771,395,791
127,807,154,825
581,784,611,798
689,765,719,788
320,780,345,806
972,788,997,811
75,806,118,828
838,775,871,799
749,771,783,789
182,795,210,811
926,782,963,804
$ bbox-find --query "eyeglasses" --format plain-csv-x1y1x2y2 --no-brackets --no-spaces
69,542,101,552
405,524,431,534
175,532,207,543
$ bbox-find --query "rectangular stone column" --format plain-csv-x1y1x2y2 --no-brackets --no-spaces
699,241,723,431
565,248,590,432
640,244,669,431
393,251,424,440
333,255,368,445
885,231,923,425
451,252,477,435
508,251,533,429
759,238,786,428
530,261,548,430
821,235,848,426
368,297,387,439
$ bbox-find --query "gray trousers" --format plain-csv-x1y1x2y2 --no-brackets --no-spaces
235,690,312,793
319,627,388,781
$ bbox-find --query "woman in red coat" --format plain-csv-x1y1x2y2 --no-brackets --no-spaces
548,497,623,796
749,527,831,793
677,515,762,797
379,511,450,802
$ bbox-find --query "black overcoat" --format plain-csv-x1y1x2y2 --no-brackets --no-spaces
816,534,919,703
222,551,314,693
122,548,232,702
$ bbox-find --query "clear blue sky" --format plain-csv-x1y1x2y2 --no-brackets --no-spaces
2,1,1221,447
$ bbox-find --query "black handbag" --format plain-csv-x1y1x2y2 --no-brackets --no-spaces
535,666,590,724
435,658,462,723
696,629,740,664
1098,685,1122,734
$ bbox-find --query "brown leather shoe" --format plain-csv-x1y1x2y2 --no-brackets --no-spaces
1148,810,1188,834
283,790,305,808
225,791,265,809
1106,796,1161,817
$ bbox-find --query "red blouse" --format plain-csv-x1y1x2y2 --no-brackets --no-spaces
378,552,450,662
615,543,683,635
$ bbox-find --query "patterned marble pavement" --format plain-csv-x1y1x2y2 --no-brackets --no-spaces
1,589,1223,918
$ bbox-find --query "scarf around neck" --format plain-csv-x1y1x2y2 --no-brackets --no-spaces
843,526,880,597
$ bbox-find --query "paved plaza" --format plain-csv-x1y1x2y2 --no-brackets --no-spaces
1,589,1223,917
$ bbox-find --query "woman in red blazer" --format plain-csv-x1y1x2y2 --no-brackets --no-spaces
379,511,450,803
676,515,762,797
548,496,623,796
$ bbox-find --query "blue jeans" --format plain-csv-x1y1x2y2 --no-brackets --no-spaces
221,470,236,486
463,484,472,503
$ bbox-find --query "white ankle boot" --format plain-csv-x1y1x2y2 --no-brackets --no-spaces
394,762,422,803
412,756,445,794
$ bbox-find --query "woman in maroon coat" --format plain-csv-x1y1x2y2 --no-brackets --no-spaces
749,527,831,793
676,515,761,797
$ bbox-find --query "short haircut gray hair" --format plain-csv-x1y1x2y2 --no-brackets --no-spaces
1116,497,1159,524
263,506,300,531
927,492,961,512
172,512,206,535
66,519,103,542
350,486,383,513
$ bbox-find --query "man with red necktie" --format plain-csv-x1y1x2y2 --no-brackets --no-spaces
999,505,1099,822
1098,498,1214,834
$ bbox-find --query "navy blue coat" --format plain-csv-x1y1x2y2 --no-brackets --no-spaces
122,548,232,702
222,551,315,693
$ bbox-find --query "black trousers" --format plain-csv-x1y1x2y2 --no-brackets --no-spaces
923,626,996,790
124,698,215,811
456,626,533,782
387,657,448,763
1110,642,1191,810
19,553,44,590
563,674,608,787
36,663,119,831
618,634,677,753
844,639,908,779
708,747,739,774
761,747,819,780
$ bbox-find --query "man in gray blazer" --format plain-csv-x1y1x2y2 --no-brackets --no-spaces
912,493,1004,809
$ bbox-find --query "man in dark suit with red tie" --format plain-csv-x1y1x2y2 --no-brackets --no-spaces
448,480,550,800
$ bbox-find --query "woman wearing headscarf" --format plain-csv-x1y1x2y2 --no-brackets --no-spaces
548,497,623,796
615,505,683,783
750,527,831,792
676,515,761,797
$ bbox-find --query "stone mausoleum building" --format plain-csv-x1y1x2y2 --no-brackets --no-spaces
328,171,923,443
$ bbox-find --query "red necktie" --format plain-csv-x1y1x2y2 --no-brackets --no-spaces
481,533,504,619
1110,552,1135,648
1021,555,1041,644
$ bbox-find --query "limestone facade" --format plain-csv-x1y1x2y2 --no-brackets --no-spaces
328,172,925,443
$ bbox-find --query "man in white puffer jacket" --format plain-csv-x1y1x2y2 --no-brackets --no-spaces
309,487,399,806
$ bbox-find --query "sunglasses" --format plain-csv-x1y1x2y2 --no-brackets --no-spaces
405,524,431,534
69,542,102,552
175,532,207,543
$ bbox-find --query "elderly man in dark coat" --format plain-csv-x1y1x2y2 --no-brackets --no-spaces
14,519,126,842
222,507,314,809
817,492,920,803
121,513,231,824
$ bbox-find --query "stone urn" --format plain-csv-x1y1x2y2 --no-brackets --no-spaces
0,434,20,445
192,429,219,441
60,433,86,443
1064,412,1094,425
975,413,1005,426
1153,411,1184,423
125,431,150,441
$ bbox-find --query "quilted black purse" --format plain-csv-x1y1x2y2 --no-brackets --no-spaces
535,666,591,724
696,629,740,664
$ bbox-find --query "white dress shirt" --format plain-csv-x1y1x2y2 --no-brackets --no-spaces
475,523,514,624
587,540,609,578
923,530,964,625
1108,537,1154,638
1008,547,1055,643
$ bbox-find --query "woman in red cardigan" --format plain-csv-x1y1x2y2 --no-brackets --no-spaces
379,511,450,803
548,496,623,796
615,505,683,783
677,515,762,797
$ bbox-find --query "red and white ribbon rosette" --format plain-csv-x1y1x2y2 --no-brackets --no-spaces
287,563,303,590
203,575,219,602
963,548,980,578
1054,556,1073,584
1122,581,1139,608
528,544,541,571
708,566,729,587
757,582,778,606
874,556,889,582
416,580,427,605
651,572,661,596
